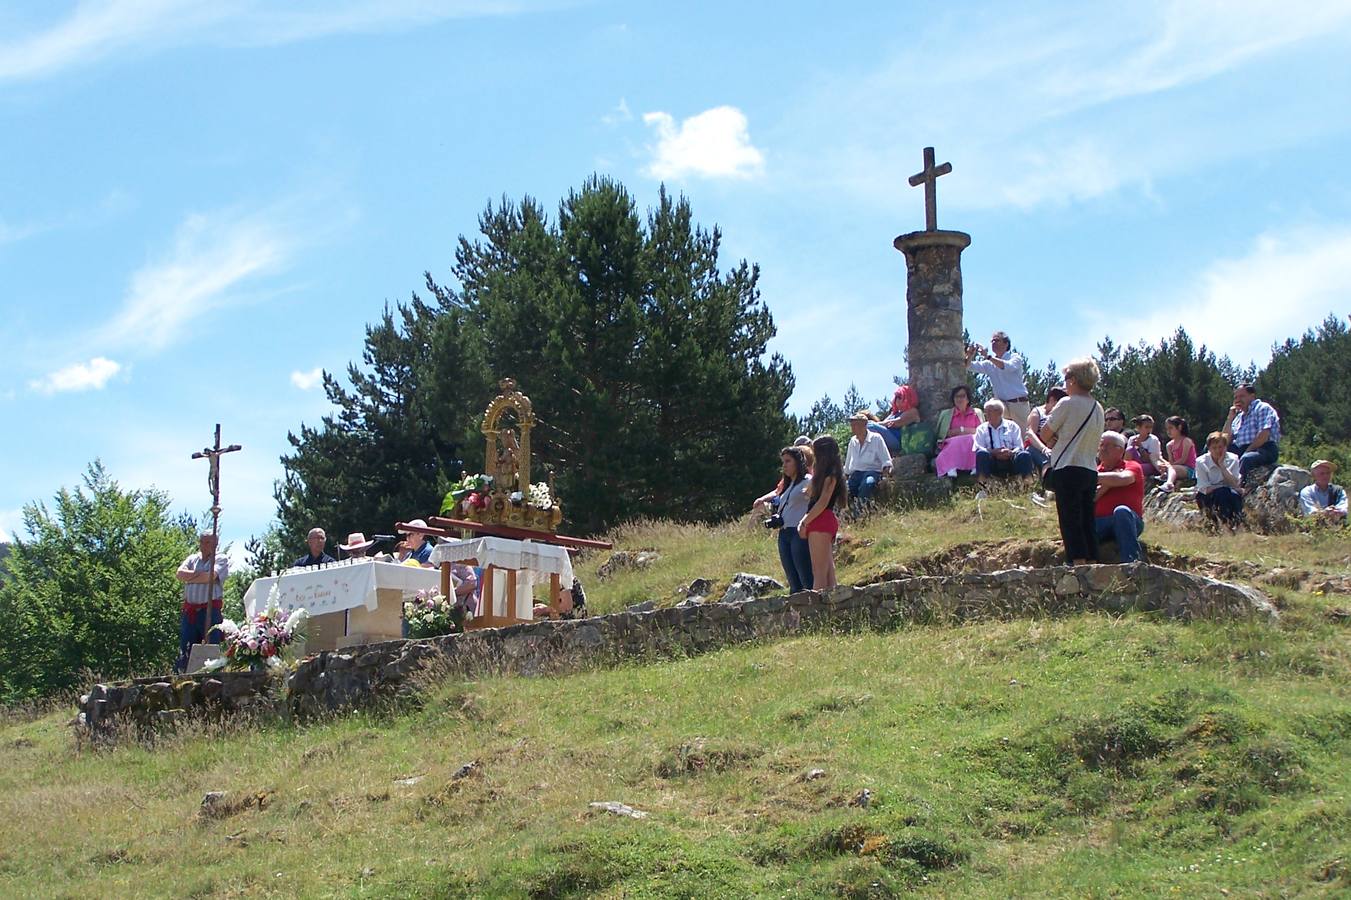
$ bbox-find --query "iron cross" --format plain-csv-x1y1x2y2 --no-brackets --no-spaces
907,146,952,232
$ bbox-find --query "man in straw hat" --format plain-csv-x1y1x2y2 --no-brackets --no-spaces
1299,460,1346,526
338,531,376,558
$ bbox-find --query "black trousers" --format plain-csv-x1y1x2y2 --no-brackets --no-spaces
1052,466,1099,563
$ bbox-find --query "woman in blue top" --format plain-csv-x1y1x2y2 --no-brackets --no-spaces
760,445,814,593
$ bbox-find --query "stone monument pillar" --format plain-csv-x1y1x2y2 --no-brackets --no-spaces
894,147,971,423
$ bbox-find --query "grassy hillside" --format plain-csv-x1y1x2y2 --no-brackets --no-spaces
1,498,1348,898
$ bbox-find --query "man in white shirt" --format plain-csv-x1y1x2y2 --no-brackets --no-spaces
1299,459,1347,526
1194,431,1243,527
967,330,1031,439
844,412,893,510
973,399,1035,486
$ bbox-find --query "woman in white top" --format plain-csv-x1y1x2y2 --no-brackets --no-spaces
1040,358,1106,565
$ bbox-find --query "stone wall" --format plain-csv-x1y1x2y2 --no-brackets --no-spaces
77,564,1275,736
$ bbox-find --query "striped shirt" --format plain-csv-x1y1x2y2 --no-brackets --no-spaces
1231,399,1281,446
180,552,229,605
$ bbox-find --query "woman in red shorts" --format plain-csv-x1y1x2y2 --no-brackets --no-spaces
799,434,847,590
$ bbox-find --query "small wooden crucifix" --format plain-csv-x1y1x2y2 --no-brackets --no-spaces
907,146,952,232
190,424,242,644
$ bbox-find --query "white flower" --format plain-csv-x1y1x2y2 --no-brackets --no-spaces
286,608,309,631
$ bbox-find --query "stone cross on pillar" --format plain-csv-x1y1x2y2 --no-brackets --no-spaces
907,146,952,232
894,146,971,425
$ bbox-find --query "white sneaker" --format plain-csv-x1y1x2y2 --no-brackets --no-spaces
1030,493,1049,508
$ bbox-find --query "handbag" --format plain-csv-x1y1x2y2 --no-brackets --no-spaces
1042,403,1098,492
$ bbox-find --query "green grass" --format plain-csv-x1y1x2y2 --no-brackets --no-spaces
1,495,1348,898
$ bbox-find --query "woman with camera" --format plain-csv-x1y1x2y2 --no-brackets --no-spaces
755,445,814,593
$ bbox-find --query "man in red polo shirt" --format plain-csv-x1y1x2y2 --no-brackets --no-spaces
1094,431,1146,563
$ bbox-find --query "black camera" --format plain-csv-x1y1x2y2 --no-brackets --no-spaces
763,513,784,529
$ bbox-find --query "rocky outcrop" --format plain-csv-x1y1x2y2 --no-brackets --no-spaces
1144,464,1316,533
76,564,1276,737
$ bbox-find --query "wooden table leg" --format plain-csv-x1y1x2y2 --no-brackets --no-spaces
550,573,561,619
440,561,452,599
505,568,518,622
481,565,495,619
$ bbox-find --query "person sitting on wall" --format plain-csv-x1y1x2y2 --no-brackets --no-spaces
844,411,893,510
1126,414,1166,480
933,385,984,479
1300,459,1347,526
397,519,435,566
1094,432,1146,562
1025,385,1067,474
1223,384,1281,478
534,575,587,620
339,532,376,558
293,527,335,568
1194,431,1244,529
973,399,1035,486
867,383,921,453
1158,416,1197,494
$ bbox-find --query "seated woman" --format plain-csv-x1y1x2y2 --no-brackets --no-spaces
1026,385,1067,473
1158,416,1197,493
1126,414,1166,479
867,384,921,452
933,385,984,478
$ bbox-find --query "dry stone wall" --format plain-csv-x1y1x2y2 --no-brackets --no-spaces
77,563,1276,736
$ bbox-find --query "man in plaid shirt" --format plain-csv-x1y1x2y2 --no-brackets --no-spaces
174,530,230,672
1222,384,1281,479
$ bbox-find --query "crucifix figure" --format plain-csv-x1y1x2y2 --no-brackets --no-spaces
907,146,952,232
190,424,242,644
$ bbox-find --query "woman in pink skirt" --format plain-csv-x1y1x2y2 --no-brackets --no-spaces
933,385,985,478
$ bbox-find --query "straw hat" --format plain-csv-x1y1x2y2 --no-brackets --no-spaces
338,532,375,551
1310,459,1336,475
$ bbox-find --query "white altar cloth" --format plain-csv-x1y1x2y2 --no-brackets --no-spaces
429,537,574,621
242,559,441,618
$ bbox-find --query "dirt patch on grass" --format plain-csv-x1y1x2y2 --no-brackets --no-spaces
863,538,1351,595
655,737,763,777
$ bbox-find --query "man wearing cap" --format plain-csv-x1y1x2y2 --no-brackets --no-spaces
398,519,436,566
1222,384,1281,479
293,527,335,568
338,532,376,558
967,330,1031,439
173,530,230,672
1300,460,1347,526
844,412,893,510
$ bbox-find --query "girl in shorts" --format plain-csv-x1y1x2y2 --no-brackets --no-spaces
1159,416,1197,493
799,435,847,590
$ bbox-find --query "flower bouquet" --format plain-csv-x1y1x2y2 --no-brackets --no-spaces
204,606,308,672
403,589,466,638
441,472,494,517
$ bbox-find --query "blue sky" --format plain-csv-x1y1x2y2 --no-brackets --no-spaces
3,1,1351,552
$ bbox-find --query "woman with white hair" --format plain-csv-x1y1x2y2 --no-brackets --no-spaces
1040,357,1105,565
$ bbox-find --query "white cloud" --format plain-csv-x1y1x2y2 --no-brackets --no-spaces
1096,225,1351,366
642,106,765,180
29,356,123,394
0,1,567,83
290,367,324,390
96,210,288,352
0,509,22,543
782,1,1351,212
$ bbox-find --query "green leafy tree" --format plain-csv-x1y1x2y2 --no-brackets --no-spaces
278,177,795,540
0,462,195,702
1257,313,1351,471
1094,328,1238,434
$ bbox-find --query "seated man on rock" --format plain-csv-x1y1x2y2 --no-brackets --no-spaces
845,411,893,510
1094,431,1146,563
972,399,1034,486
1222,383,1281,479
1194,431,1244,528
1300,459,1347,527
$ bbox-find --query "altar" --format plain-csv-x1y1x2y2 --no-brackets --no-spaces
429,536,575,627
241,559,441,651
